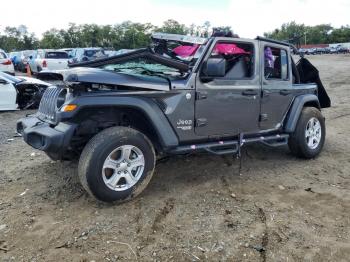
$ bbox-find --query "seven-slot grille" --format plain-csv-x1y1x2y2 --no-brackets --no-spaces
38,86,62,121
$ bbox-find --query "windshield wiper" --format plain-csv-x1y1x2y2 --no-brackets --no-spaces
113,66,162,73
139,70,171,84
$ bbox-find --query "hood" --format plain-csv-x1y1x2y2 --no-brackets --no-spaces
37,67,171,91
18,76,50,86
0,72,50,86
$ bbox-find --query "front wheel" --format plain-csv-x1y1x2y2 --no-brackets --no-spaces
288,107,326,158
78,126,156,203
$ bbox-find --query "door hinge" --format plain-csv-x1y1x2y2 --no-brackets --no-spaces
196,91,207,100
195,118,207,127
259,114,268,122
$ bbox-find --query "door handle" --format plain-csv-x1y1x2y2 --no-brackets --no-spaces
280,89,291,96
196,91,207,100
242,90,258,96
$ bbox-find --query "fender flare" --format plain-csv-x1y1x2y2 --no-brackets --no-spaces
58,96,179,149
284,94,320,133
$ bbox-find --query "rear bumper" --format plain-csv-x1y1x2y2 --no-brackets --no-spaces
17,115,76,160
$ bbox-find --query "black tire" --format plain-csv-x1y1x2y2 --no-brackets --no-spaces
78,126,156,203
288,107,325,159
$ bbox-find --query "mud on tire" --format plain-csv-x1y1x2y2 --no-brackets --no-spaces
78,126,156,203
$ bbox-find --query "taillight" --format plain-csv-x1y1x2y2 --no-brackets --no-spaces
1,59,12,65
42,60,47,67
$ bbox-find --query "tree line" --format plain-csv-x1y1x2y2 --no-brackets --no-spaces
0,20,217,52
1,20,350,52
264,21,350,45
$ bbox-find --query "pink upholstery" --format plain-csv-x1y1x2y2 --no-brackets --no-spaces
213,43,249,55
173,45,199,57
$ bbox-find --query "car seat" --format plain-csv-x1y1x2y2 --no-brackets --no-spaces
225,57,248,78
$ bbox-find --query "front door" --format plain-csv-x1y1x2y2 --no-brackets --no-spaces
195,38,261,137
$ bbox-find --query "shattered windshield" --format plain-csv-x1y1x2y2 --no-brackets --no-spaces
101,58,185,79
73,34,209,79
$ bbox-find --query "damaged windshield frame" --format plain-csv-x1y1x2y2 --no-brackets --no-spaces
105,33,210,78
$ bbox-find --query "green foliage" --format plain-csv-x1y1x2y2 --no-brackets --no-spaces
158,19,188,35
264,22,306,41
329,26,350,43
41,29,65,49
0,20,218,52
0,25,39,52
264,21,350,45
3,20,349,52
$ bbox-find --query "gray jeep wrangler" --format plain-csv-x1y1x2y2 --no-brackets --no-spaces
17,33,331,203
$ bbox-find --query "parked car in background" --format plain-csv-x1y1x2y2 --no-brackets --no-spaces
0,49,15,75
329,47,338,54
298,48,307,55
0,72,50,110
324,47,331,54
69,47,106,64
28,49,69,74
337,46,349,54
103,49,115,57
9,51,21,70
106,49,135,57
15,50,35,72
315,47,326,54
306,48,317,55
59,48,73,53
59,48,73,57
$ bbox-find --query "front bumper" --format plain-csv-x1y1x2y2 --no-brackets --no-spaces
17,115,76,160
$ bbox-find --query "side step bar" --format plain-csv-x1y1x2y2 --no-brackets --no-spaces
170,134,289,155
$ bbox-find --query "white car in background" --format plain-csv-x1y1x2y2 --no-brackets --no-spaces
69,47,107,64
0,49,15,75
0,72,50,111
28,49,69,74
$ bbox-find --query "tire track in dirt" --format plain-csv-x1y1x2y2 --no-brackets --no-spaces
257,207,268,262
151,198,175,232
136,198,175,252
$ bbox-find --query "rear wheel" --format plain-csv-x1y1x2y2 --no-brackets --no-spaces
78,126,155,203
288,107,325,158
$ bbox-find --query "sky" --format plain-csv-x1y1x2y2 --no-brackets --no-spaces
0,0,349,38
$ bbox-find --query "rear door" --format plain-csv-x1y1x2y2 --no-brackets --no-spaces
195,38,261,137
259,42,294,130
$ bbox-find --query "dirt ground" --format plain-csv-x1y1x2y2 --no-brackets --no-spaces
0,54,349,262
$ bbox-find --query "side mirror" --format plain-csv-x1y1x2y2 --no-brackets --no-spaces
29,55,33,60
202,58,226,78
0,78,8,84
